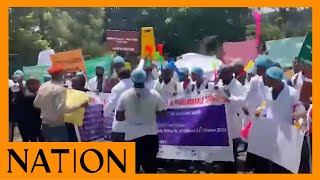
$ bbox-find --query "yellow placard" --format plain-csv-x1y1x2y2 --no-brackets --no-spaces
50,49,86,73
64,89,89,126
141,27,156,60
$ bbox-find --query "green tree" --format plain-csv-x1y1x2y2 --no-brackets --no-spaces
246,23,285,43
9,7,106,74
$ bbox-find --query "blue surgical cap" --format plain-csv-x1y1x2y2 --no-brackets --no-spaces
14,70,24,77
131,69,146,83
255,55,274,69
179,68,189,75
191,67,204,77
113,56,125,64
266,67,284,81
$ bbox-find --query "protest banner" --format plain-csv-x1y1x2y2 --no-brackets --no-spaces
157,93,234,162
75,92,234,162
85,55,113,79
50,49,86,72
266,37,304,68
248,118,305,173
106,30,140,54
75,93,112,142
22,65,50,83
222,39,258,65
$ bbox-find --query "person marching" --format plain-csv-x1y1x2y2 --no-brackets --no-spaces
260,66,306,173
104,64,133,142
115,69,167,173
34,65,88,142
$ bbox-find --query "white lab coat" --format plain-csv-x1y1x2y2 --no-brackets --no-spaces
103,78,133,133
244,75,269,116
223,78,246,139
190,79,215,95
154,79,178,100
265,83,306,125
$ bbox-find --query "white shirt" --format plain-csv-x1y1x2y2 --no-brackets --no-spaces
291,71,304,100
104,79,133,133
223,78,246,139
265,83,306,125
116,88,167,141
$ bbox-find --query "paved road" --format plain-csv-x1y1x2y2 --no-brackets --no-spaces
12,127,251,174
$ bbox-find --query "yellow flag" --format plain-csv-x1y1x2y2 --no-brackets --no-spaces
64,89,89,126
244,60,255,72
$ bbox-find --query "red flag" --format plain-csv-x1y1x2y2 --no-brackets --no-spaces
156,43,164,56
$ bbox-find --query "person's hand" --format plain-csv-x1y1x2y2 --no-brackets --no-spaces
255,111,260,118
292,112,307,120
215,95,230,103
80,102,89,108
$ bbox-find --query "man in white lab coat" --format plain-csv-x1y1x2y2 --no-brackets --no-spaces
104,66,132,142
190,67,214,94
178,68,192,94
243,55,274,173
217,65,246,173
291,58,305,100
154,66,178,99
263,66,307,173
115,69,167,173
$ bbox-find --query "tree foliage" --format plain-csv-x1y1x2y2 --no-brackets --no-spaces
9,8,105,74
10,7,311,74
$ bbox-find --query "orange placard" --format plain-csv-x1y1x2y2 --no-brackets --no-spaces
50,49,85,73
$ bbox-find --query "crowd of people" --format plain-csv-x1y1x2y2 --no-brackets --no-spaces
9,53,312,174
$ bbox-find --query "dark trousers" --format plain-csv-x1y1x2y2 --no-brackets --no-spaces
42,124,69,142
298,135,311,173
129,135,159,174
9,121,15,142
223,138,241,173
66,123,78,142
111,132,125,142
17,119,44,142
